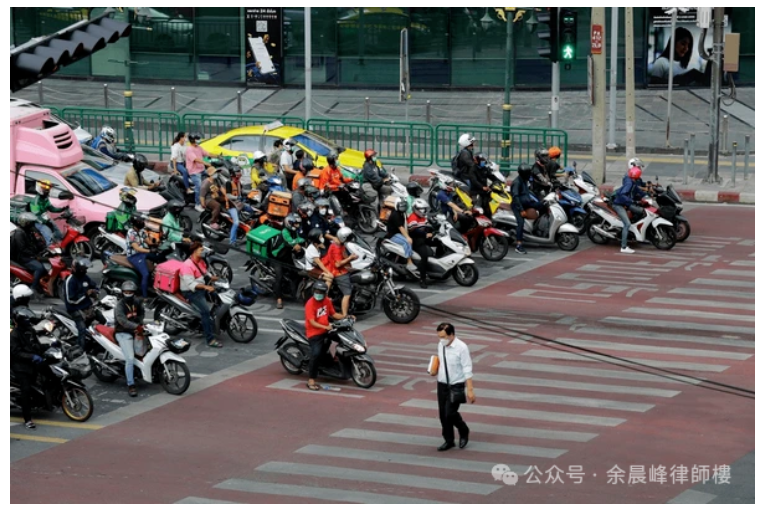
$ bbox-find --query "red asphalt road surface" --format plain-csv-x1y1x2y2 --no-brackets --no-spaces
11,205,754,504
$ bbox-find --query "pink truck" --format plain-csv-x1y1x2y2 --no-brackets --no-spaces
10,104,166,242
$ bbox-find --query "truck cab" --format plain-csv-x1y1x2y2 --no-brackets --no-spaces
10,105,166,240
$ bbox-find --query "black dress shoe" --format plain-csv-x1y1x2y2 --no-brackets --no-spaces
437,441,455,452
459,437,469,449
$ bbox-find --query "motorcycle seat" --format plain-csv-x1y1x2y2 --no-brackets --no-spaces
109,254,155,273
95,324,117,344
52,305,72,318
282,319,308,342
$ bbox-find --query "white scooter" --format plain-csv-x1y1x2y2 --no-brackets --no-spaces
565,165,600,212
586,197,677,251
492,191,580,251
87,321,192,395
377,214,479,287
93,225,128,256
45,295,118,345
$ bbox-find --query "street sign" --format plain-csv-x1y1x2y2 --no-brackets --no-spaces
591,23,603,54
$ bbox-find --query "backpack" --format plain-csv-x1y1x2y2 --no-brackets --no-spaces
451,154,461,179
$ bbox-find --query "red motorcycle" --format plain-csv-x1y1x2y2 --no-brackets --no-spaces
10,247,72,299
459,207,511,261
53,210,94,259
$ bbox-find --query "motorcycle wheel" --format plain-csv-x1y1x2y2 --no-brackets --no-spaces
382,287,420,324
479,234,510,261
67,240,94,260
675,220,691,243
160,360,191,395
651,225,677,251
210,260,234,283
351,360,377,389
586,218,609,245
154,303,184,336
357,206,378,234
570,212,587,234
227,312,258,343
280,343,304,375
453,262,479,287
61,386,94,422
556,232,580,251
91,351,119,383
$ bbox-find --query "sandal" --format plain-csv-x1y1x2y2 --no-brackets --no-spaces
276,301,284,310
207,340,223,348
306,383,320,391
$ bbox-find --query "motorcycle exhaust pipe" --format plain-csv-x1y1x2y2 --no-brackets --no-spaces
591,225,616,239
160,312,186,329
88,356,120,376
277,347,304,369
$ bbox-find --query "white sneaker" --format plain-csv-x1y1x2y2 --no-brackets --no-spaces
620,247,635,254
194,205,204,213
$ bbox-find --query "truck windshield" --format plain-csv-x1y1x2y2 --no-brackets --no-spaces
62,164,118,197
80,144,116,171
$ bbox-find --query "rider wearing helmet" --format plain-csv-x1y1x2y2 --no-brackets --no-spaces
64,258,103,349
292,177,312,214
470,152,492,218
318,152,351,192
250,150,268,187
304,279,350,392
126,216,158,298
11,306,46,429
11,213,46,294
124,154,160,191
322,226,358,316
407,199,437,288
304,228,333,285
106,187,139,235
455,133,478,185
510,163,543,255
612,165,646,254
30,179,67,245
531,148,553,198
361,149,392,203
386,198,419,274
436,182,473,233
280,139,298,188
91,125,130,160
185,132,216,212
114,281,145,397
11,284,34,313
161,200,192,253
269,213,307,309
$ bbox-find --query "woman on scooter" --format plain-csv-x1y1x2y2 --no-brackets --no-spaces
180,241,221,348
511,164,544,255
613,165,646,254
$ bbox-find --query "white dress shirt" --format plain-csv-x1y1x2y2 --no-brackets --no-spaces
437,337,473,385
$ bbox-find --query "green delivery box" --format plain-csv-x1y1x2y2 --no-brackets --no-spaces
246,224,282,258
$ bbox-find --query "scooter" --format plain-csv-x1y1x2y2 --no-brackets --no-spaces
427,169,471,213
10,247,72,299
378,214,480,287
555,185,588,234
275,317,377,389
458,207,511,261
53,210,94,259
587,197,677,251
43,294,117,345
11,343,94,422
648,183,690,242
492,191,581,251
153,280,259,344
87,321,191,395
333,181,378,234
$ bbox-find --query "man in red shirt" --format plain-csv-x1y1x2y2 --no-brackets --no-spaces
305,280,349,391
318,153,351,192
321,227,357,317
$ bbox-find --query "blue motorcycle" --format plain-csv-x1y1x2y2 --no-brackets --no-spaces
554,182,588,234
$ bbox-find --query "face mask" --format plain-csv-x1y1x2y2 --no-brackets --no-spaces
479,161,486,168
319,236,325,244
123,293,135,303
319,208,327,216
439,336,450,346
314,293,325,301
371,156,377,162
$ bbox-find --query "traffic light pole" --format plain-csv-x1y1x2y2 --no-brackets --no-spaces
502,8,515,169
591,7,607,184
550,7,559,129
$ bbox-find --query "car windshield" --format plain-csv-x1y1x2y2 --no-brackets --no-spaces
80,144,116,171
291,132,345,157
61,164,118,197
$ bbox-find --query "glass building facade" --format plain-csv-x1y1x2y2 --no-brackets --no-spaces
11,7,756,89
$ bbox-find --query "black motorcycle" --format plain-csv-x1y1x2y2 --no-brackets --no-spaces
275,317,377,388
10,343,94,422
651,184,690,242
331,182,378,234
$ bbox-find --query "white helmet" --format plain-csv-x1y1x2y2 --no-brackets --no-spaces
100,125,116,144
12,284,34,301
283,139,296,151
628,157,645,170
336,226,354,244
458,133,476,149
412,198,429,217
253,150,266,163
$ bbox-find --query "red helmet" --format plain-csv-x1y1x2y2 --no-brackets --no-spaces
364,149,377,160
628,167,642,180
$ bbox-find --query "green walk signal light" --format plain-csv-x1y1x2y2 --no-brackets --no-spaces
536,7,558,63
559,9,577,62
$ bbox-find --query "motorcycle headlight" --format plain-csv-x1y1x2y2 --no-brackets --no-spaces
42,320,55,334
351,343,366,353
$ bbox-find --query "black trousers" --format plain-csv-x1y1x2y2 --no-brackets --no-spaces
15,371,35,423
307,333,331,379
437,381,469,443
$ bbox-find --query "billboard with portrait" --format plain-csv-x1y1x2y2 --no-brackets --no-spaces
245,8,283,85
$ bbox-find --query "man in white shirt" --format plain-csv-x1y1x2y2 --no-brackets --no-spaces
280,139,297,189
431,322,475,451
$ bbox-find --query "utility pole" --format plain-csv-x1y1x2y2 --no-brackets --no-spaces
551,8,559,129
591,8,606,184
707,7,725,183
665,8,678,147
304,7,312,122
607,7,619,150
624,7,636,160
501,8,515,169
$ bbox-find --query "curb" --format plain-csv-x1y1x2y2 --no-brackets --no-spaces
408,175,754,205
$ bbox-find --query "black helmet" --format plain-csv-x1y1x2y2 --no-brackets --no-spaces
297,201,316,217
167,200,184,216
405,181,423,198
326,153,338,166
133,154,148,172
73,257,91,275
13,307,36,328
313,280,329,295
535,148,550,165
188,132,203,144
284,213,301,231
307,228,323,243
475,152,488,164
304,185,320,200
395,198,408,213
517,164,532,180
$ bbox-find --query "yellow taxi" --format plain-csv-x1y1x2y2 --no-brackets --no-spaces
200,122,372,180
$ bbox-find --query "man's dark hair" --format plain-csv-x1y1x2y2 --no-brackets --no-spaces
437,322,455,336
295,149,305,159
274,140,283,148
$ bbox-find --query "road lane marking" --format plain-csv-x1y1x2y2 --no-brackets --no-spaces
175,497,240,504
520,349,730,373
492,361,688,384
9,417,102,430
668,287,755,300
625,307,755,323
601,317,755,336
476,372,683,396
647,297,755,311
10,433,67,443
558,337,752,361
711,268,755,277
690,278,754,288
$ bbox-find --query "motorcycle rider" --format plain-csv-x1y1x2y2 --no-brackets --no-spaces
613,165,647,254
318,153,351,193
547,146,563,177
531,148,553,198
407,198,436,289
124,154,161,191
469,153,492,217
126,217,157,298
161,200,192,255
64,258,103,349
304,280,350,391
180,241,221,348
296,201,317,239
291,178,311,214
114,281,144,397
454,133,477,187
280,139,298,189
270,213,306,310
200,167,224,230
91,125,130,161
323,227,359,317
304,228,334,286
386,198,419,275
186,132,217,213
31,179,66,245
107,187,138,235
312,198,340,244
361,149,392,205
251,150,268,187
11,213,46,295
510,163,543,255
436,184,473,233
11,307,47,429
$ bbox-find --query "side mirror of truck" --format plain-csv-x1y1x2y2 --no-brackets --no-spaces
57,191,74,201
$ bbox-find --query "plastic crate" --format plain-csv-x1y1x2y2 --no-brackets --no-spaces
246,224,282,258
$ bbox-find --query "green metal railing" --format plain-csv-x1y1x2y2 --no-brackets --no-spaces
44,106,62,117
181,113,305,142
307,118,434,170
435,124,568,174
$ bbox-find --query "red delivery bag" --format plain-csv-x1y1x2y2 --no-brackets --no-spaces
153,260,185,293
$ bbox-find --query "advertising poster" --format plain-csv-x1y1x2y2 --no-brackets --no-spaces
646,7,732,87
245,8,283,85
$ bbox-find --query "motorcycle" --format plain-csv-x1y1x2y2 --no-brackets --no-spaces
492,191,581,251
153,280,259,344
458,207,511,261
649,183,690,242
87,321,191,395
275,317,377,388
427,169,470,213
555,185,588,234
11,343,94,422
10,248,72,299
333,181,378,234
587,196,677,251
378,214,480,287
44,294,118,345
53,210,94,259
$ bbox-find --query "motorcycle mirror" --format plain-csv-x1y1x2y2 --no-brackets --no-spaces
58,190,74,201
